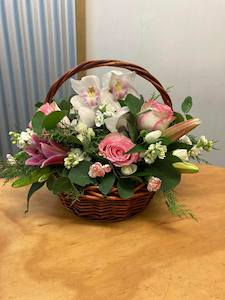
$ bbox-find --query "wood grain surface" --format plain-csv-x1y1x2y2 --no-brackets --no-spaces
0,165,225,300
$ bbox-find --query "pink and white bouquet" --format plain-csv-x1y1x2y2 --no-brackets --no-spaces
2,70,215,218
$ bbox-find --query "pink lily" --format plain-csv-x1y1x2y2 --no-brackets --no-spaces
25,134,68,168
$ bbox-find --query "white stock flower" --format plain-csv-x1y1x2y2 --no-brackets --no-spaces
197,135,213,152
144,130,162,144
172,149,189,161
74,121,95,143
189,145,202,158
6,154,16,166
179,135,192,145
64,148,84,169
143,142,167,164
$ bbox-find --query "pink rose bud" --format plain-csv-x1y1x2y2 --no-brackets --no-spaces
137,100,175,132
102,164,112,173
147,176,162,192
88,162,110,178
98,132,139,167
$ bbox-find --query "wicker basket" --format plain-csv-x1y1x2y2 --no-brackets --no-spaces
44,60,173,222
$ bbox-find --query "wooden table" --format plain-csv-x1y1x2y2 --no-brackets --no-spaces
0,165,225,300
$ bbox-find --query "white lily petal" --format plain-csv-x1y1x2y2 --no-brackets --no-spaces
105,106,129,132
70,75,100,95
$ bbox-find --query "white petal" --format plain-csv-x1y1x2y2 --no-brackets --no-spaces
70,95,87,110
70,75,100,95
70,95,95,127
105,107,129,132
100,90,121,110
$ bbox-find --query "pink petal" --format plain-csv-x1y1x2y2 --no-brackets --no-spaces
25,155,45,166
41,155,65,168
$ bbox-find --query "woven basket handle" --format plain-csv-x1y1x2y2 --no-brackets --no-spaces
44,59,173,108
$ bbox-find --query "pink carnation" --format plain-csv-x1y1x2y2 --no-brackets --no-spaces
88,162,111,178
147,176,161,192
137,100,174,131
98,133,139,167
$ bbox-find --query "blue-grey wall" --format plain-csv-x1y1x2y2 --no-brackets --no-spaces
0,0,77,155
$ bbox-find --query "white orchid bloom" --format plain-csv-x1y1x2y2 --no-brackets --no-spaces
70,74,128,132
102,70,139,100
104,106,129,132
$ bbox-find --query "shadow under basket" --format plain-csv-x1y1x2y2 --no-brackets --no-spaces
59,184,155,222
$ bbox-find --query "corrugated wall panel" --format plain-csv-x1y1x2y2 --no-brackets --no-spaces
0,0,77,155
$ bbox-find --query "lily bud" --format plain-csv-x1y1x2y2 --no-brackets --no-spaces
121,164,137,175
173,162,199,173
172,149,189,161
163,118,201,141
144,130,162,143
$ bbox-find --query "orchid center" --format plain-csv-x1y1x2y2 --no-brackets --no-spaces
82,85,100,108
111,79,128,100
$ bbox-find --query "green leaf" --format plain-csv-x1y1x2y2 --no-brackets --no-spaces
158,136,173,146
68,161,92,186
136,159,181,192
51,177,73,194
124,94,144,116
181,96,192,113
12,168,52,188
43,111,67,130
127,114,138,142
98,173,115,195
167,142,193,151
185,114,193,120
126,144,147,154
66,135,82,145
58,99,71,111
25,182,45,213
35,101,44,108
46,175,55,190
117,179,134,199
31,111,45,135
173,112,185,123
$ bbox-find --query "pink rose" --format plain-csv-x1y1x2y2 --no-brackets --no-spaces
147,176,161,192
98,133,139,167
137,100,174,131
88,162,111,178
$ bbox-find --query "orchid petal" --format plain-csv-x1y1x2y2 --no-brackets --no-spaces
100,90,121,110
70,95,96,128
70,75,100,95
105,107,129,132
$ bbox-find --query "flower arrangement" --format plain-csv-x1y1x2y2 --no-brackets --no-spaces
1,61,215,221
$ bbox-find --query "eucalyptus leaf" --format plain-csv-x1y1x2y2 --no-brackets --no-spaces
181,96,192,113
173,112,185,123
51,177,73,194
68,161,92,186
98,173,115,195
124,94,144,116
117,179,134,199
43,111,67,130
31,111,45,135
185,114,193,120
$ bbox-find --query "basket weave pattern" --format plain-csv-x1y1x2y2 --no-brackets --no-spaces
59,184,155,222
45,59,172,222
